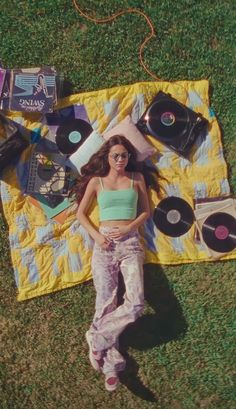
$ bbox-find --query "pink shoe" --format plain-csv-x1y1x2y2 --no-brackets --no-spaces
85,331,103,372
105,373,119,392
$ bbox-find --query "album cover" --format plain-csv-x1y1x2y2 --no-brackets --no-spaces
0,68,6,97
194,198,236,218
26,150,71,196
9,66,57,113
194,201,236,258
28,194,72,220
194,196,233,209
0,69,11,110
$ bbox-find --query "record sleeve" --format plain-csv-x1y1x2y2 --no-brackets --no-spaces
9,66,57,113
194,196,233,210
194,198,236,219
0,68,6,97
26,150,71,196
28,194,72,219
194,201,236,258
0,69,11,110
202,212,236,253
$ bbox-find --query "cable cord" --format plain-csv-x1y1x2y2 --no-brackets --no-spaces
72,0,162,81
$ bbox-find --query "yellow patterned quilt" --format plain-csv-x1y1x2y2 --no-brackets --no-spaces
1,79,235,301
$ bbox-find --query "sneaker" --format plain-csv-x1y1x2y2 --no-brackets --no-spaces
85,331,103,371
105,373,119,392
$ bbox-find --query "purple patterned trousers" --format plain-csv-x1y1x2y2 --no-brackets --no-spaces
88,226,145,375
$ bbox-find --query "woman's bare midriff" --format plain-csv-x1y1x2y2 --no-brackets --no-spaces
100,219,135,227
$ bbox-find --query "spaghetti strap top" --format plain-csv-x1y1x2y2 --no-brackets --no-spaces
131,172,134,188
99,173,134,190
97,173,138,221
99,177,104,190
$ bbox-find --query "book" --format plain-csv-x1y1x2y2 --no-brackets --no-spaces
9,66,57,113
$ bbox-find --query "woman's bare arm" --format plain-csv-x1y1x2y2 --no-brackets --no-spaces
128,172,150,232
76,178,101,242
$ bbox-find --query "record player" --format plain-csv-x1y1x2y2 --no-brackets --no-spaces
136,91,208,158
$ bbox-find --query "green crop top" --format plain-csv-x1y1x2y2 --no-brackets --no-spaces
97,173,138,221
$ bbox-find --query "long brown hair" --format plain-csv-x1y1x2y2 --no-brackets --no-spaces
70,134,161,202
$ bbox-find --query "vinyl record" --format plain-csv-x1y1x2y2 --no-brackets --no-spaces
145,99,189,140
202,212,236,253
56,118,93,155
153,196,194,237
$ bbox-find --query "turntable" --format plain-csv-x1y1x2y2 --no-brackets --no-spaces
136,91,208,158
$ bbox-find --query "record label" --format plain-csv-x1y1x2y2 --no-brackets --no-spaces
202,212,236,253
153,196,194,237
68,131,82,144
161,111,175,127
56,118,93,155
215,225,229,240
166,209,181,224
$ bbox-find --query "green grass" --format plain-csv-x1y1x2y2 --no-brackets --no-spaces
0,1,236,408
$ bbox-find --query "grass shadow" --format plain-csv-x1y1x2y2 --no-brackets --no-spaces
118,263,188,400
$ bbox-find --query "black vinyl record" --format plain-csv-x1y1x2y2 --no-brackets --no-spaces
144,99,189,140
56,118,93,155
202,212,236,253
153,196,194,237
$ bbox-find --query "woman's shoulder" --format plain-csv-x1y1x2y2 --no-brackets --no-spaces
87,176,101,189
132,171,145,182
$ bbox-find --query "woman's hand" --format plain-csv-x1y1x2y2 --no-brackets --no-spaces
95,233,112,250
107,225,131,240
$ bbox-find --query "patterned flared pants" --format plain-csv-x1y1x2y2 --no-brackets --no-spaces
88,227,145,375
